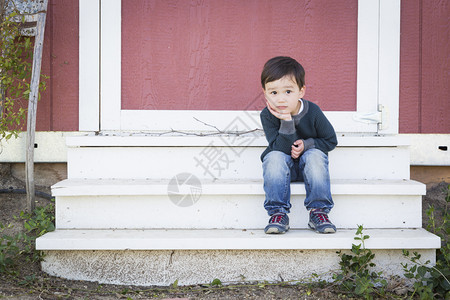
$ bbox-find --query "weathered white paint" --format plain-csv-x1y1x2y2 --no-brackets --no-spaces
94,0,400,133
65,134,412,147
0,132,88,163
39,249,435,286
78,0,99,131
52,179,424,229
36,228,439,250
405,134,450,166
100,0,121,131
1,133,447,165
377,0,401,134
66,142,410,180
52,178,425,197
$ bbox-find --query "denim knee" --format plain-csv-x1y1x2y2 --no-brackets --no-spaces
299,149,329,181
262,151,292,179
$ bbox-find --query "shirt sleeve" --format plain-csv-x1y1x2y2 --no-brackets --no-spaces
308,106,338,154
260,108,297,156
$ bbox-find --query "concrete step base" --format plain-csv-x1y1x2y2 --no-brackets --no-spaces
37,228,439,286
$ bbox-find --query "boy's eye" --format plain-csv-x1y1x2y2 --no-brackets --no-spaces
270,91,277,95
286,90,292,94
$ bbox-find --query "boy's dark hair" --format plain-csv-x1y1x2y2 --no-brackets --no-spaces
261,56,305,90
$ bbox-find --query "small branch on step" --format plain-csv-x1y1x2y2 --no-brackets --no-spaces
193,117,221,133
155,117,263,137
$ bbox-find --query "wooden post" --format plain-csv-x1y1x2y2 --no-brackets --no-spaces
25,0,48,213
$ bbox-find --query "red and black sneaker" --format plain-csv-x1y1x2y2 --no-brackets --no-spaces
264,212,290,234
308,209,336,234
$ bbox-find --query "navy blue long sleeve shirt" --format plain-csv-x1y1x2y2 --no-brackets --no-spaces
260,99,337,161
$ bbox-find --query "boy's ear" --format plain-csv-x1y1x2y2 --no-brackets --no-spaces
299,86,306,98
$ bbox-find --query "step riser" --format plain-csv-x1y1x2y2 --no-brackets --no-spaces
41,249,435,286
55,194,422,229
67,146,410,180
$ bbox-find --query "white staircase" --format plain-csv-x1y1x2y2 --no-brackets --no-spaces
36,134,440,286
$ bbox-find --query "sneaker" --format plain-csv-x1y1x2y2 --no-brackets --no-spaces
264,212,289,234
308,209,336,234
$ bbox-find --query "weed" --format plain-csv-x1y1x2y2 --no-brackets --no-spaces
211,278,223,287
0,202,55,274
333,225,387,299
402,184,450,299
0,1,48,141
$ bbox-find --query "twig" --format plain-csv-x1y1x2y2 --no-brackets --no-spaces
193,117,221,132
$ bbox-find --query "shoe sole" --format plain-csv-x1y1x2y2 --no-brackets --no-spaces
308,222,336,234
264,225,290,234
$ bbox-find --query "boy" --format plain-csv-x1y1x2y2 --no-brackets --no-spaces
260,56,337,234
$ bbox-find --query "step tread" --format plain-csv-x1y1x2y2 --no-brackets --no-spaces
52,178,425,196
66,135,411,147
36,228,440,251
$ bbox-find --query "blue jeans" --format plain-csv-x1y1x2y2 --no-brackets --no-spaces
262,149,333,215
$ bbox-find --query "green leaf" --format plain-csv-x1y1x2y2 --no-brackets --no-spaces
417,266,428,278
171,279,178,288
211,278,222,286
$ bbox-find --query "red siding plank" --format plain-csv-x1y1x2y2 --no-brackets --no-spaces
399,0,421,133
420,0,449,133
400,0,449,133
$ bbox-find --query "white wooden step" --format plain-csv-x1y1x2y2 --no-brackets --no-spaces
52,179,425,229
66,135,410,180
36,228,440,251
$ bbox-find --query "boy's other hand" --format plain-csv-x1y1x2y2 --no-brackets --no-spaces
266,100,292,121
291,140,304,159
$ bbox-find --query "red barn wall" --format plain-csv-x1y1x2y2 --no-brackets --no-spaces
36,0,448,133
36,0,79,131
399,0,449,133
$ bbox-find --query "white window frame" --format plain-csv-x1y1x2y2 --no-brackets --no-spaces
79,0,400,134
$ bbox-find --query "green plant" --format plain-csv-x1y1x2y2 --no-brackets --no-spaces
0,0,48,141
0,202,55,274
333,225,387,299
402,184,450,299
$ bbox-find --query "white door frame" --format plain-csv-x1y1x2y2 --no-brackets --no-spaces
79,0,400,134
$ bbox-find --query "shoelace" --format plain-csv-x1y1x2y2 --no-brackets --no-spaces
311,210,331,224
269,213,286,224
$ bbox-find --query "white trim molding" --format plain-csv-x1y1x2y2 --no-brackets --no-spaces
405,134,450,166
0,132,89,163
78,0,99,131
1,133,448,166
79,0,400,134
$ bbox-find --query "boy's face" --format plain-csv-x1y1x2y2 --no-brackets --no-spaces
263,75,306,116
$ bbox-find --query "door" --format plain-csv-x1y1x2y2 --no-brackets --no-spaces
79,0,400,135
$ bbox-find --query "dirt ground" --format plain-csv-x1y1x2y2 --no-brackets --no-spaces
0,163,448,299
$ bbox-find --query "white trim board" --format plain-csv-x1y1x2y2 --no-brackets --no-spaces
78,0,400,134
405,134,450,166
0,132,88,163
1,132,447,166
78,0,99,131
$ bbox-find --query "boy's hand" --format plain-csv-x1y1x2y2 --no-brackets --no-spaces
291,140,304,159
266,100,292,121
